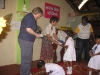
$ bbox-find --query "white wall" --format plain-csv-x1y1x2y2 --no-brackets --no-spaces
0,0,74,66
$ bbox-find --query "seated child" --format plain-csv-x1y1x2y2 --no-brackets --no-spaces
88,35,100,75
63,30,76,75
37,60,65,75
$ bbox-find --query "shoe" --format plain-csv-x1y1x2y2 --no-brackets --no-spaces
67,69,72,75
69,70,72,74
67,70,70,74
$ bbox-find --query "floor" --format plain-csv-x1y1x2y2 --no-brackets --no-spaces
0,64,20,75
0,61,39,75
0,60,98,75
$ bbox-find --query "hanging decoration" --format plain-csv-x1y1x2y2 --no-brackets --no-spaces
0,13,13,34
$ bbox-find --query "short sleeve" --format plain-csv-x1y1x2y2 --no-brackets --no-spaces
23,14,36,28
74,26,79,33
45,26,50,34
98,45,100,52
65,39,69,46
92,44,96,50
90,26,93,32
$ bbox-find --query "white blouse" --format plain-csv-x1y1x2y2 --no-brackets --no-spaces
43,24,56,37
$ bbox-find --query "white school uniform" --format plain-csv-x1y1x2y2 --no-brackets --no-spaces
88,44,100,70
45,63,65,75
63,37,76,61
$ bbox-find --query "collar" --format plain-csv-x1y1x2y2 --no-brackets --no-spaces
82,23,88,26
48,23,52,27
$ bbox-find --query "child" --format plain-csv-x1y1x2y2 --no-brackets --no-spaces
37,60,65,75
63,30,76,74
88,35,100,75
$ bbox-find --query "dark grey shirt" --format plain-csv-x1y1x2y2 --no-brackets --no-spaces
18,13,37,42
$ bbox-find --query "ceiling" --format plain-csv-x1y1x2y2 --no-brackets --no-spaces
66,0,100,14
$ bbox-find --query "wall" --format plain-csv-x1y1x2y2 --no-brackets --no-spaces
0,0,74,66
0,0,16,66
70,16,82,31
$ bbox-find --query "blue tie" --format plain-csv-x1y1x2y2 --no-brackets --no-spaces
93,45,98,54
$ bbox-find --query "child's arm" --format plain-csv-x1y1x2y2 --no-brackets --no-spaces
46,72,49,75
46,70,53,75
64,45,68,48
94,52,100,56
90,52,94,57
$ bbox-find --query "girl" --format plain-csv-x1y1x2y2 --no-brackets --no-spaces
40,16,61,63
63,30,76,74
88,35,100,75
37,60,65,75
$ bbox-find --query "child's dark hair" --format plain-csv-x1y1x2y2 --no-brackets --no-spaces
96,35,100,39
50,16,59,23
37,60,45,68
66,30,74,37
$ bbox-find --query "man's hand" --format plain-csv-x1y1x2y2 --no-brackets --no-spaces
36,34,43,38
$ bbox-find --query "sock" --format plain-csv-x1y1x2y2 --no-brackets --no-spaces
98,72,100,75
89,71,92,75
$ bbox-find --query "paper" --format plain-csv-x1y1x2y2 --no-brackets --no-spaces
10,21,21,30
40,34,43,37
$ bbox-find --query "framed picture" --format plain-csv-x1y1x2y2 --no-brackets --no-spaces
0,0,5,9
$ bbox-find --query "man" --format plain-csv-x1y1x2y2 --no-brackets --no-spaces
55,29,67,62
74,16,95,63
18,7,43,75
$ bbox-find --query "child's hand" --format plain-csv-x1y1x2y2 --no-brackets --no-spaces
90,53,94,57
48,70,53,74
61,43,65,47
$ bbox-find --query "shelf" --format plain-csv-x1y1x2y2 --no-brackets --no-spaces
17,11,29,15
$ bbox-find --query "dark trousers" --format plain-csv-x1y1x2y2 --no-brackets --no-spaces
18,39,33,75
77,38,90,62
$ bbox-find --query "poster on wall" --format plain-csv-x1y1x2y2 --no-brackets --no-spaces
0,0,5,9
44,3,60,19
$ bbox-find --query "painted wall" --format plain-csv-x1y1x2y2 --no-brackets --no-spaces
0,0,17,66
0,0,74,66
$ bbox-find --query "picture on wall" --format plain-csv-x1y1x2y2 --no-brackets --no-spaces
0,0,5,9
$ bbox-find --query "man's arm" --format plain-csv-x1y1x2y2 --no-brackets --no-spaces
90,26,95,41
91,32,95,41
26,28,41,38
53,33,60,41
